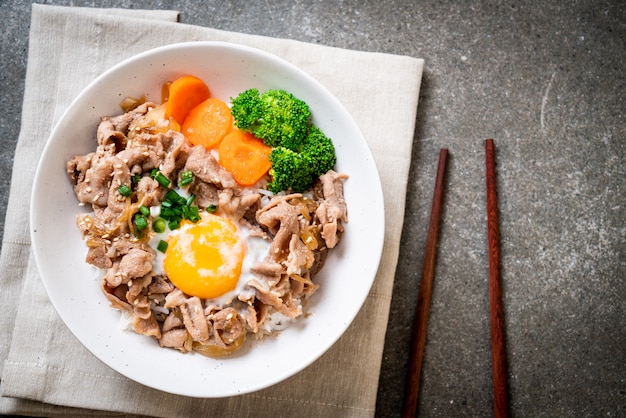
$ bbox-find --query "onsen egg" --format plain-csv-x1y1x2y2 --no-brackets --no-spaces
150,211,270,302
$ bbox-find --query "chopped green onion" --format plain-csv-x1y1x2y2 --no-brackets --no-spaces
154,172,171,188
131,174,142,184
179,170,194,187
157,240,168,253
161,200,172,208
186,194,196,206
182,205,199,222
150,168,159,179
168,219,180,230
134,214,148,231
160,207,173,219
186,206,200,223
139,205,150,217
165,189,180,202
207,204,217,213
153,217,166,233
118,184,132,197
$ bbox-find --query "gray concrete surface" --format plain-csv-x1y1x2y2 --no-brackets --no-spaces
1,1,624,416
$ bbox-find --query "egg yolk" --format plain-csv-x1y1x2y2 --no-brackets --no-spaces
163,214,245,299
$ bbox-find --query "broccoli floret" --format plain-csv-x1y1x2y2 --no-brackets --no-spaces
228,88,264,130
230,89,311,151
267,128,337,193
300,126,337,176
267,147,313,193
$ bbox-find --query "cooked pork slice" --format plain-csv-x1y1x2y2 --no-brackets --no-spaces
246,279,301,318
218,189,261,221
315,170,349,249
180,297,210,343
102,157,131,217
97,120,127,153
285,234,313,275
148,276,175,294
189,181,220,209
238,303,259,333
98,102,155,143
109,238,153,260
256,201,300,261
250,261,284,285
118,248,154,280
321,221,339,249
116,145,160,174
210,308,246,346
85,245,112,269
157,131,187,178
67,152,95,186
162,312,184,332
132,314,161,339
160,329,189,351
184,145,237,189
134,176,164,208
131,294,152,320
68,154,116,207
103,263,124,288
101,281,131,310
164,288,187,308
126,274,152,303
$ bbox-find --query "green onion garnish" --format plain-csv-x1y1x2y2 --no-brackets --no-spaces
153,217,166,233
134,214,148,231
165,189,180,202
179,170,194,187
154,172,171,188
157,240,168,253
207,204,217,213
150,168,158,179
168,219,180,230
160,207,173,219
118,184,132,197
187,206,200,223
131,174,142,184
139,205,150,217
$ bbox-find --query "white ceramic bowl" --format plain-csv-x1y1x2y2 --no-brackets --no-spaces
30,41,384,397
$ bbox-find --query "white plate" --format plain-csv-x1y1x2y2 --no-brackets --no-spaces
30,41,384,398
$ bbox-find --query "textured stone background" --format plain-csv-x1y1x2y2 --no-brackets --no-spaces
1,1,624,416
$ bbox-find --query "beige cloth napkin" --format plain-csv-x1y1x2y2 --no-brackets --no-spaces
0,4,423,417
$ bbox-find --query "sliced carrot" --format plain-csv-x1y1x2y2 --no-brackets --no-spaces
218,130,272,187
164,75,211,125
182,98,233,149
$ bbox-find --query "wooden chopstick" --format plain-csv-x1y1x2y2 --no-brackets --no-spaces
402,148,448,418
485,139,509,418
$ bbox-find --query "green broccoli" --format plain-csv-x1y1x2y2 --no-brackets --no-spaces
230,88,311,151
300,126,337,176
267,147,313,193
267,128,337,193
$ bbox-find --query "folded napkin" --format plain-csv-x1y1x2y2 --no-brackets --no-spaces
0,4,423,417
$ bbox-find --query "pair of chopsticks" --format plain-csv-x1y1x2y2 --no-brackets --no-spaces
402,139,508,417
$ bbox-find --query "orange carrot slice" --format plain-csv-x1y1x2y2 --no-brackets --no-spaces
218,130,272,187
182,98,233,149
164,75,211,125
